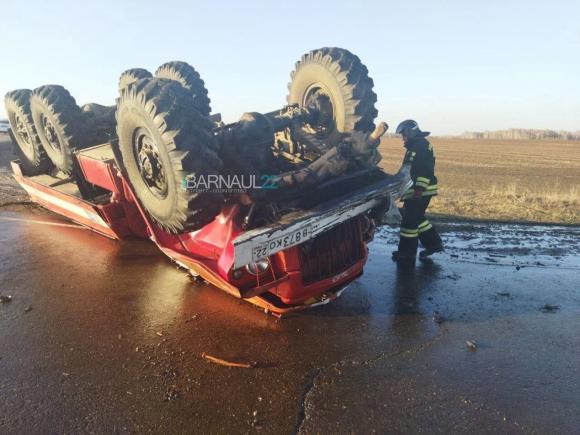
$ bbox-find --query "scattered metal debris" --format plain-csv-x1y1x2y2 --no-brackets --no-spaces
201,352,257,369
0,294,12,303
466,340,477,351
251,409,262,428
24,306,32,313
539,304,560,313
165,387,180,401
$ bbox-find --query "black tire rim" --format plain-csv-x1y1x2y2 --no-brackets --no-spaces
40,113,62,152
303,84,335,138
14,114,33,155
133,127,168,199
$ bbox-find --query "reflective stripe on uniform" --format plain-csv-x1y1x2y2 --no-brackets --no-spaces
400,227,418,238
418,220,433,233
416,177,430,188
418,220,430,229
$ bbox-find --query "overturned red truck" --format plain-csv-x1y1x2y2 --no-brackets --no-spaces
5,47,411,316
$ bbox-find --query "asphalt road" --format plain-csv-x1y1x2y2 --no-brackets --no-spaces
0,136,579,434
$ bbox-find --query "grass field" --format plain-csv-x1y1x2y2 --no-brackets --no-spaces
379,138,580,224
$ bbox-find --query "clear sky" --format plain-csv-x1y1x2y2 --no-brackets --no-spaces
1,0,578,135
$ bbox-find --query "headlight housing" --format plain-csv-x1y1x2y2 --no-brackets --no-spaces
245,259,270,275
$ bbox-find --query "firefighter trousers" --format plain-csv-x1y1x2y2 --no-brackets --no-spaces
397,197,443,254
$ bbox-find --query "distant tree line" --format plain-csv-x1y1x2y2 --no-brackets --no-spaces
459,129,580,141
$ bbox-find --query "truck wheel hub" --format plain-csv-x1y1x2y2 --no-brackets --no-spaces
40,114,61,152
14,114,32,152
134,128,168,199
304,87,334,137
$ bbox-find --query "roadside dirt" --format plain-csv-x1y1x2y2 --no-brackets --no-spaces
0,136,29,206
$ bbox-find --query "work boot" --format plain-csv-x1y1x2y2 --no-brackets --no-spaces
396,234,418,261
392,250,416,262
419,246,444,259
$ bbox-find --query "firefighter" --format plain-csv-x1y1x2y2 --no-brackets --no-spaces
392,120,444,261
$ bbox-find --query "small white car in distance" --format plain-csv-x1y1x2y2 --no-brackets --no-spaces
0,120,10,134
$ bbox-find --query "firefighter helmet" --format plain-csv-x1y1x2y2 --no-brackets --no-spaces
395,119,430,138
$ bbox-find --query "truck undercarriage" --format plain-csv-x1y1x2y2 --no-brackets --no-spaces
5,47,411,316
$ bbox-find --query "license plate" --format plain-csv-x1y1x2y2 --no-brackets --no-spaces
251,225,313,262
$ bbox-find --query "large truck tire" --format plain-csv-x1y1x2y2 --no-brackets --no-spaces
287,47,378,150
4,89,51,173
155,61,211,117
115,78,223,233
118,68,152,92
30,85,85,174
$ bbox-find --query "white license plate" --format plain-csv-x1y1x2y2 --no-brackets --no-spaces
251,225,313,262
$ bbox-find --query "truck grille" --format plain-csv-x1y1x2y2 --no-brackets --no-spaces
299,218,363,285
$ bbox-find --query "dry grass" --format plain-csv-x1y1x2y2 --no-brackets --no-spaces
379,138,580,224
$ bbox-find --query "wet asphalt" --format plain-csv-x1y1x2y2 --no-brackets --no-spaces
1,136,579,434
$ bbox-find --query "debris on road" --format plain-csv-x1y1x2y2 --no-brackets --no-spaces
432,311,444,324
251,410,263,428
539,304,560,313
201,352,257,369
496,292,511,297
466,340,478,351
24,306,32,313
165,386,180,401
0,294,12,303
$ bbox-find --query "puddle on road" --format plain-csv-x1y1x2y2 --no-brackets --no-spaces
375,222,580,270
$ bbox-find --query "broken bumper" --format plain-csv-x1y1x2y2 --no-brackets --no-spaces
232,167,412,269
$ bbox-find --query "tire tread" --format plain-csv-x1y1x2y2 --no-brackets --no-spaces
116,78,222,233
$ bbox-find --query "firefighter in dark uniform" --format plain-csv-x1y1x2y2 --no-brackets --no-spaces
392,120,444,261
